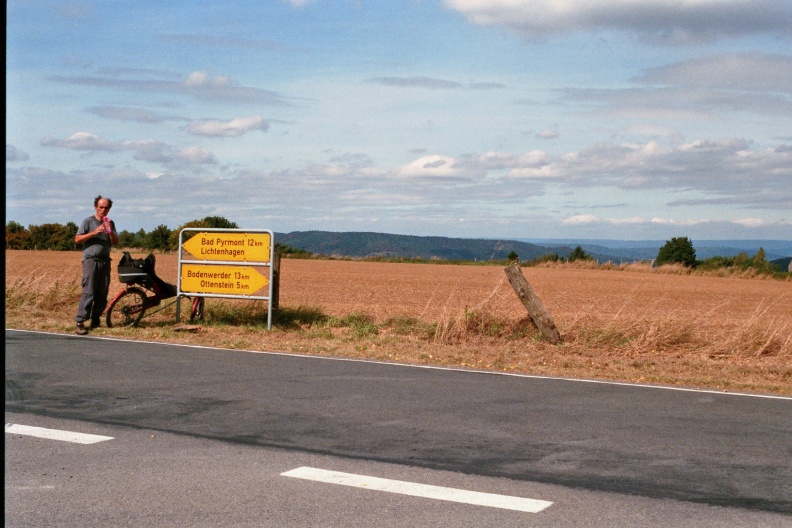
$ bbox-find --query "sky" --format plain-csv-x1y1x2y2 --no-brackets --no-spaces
6,0,792,241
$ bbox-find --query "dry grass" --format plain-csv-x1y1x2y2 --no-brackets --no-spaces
5,250,792,396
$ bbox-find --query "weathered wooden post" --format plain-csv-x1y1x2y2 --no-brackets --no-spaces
271,252,281,311
504,262,562,344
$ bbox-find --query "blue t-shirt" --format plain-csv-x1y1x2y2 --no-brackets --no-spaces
78,216,116,259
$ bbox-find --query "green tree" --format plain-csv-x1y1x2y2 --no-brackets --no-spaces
6,221,31,249
749,247,780,273
64,222,79,248
118,230,138,248
568,245,591,262
134,228,147,248
656,237,697,267
6,220,25,234
202,216,238,229
29,223,77,250
170,216,239,250
507,250,519,262
144,225,172,251
275,243,312,257
170,219,208,250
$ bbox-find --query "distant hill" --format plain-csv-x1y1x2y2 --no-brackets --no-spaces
276,231,792,264
519,238,792,263
275,231,642,262
277,231,570,262
772,257,792,272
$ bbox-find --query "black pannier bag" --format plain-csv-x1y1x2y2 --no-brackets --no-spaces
116,252,177,299
117,251,149,284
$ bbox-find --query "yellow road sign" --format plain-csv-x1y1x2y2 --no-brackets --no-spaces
181,264,269,295
182,232,271,262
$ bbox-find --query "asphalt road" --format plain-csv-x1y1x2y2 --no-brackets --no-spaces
5,329,792,526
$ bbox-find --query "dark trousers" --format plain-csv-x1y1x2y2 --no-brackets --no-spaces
75,258,111,323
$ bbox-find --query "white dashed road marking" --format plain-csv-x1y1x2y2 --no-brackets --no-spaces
281,466,553,513
5,423,114,444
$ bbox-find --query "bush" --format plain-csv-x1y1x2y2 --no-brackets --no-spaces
568,245,593,262
276,243,313,257
524,253,563,266
656,237,697,267
6,221,31,249
698,248,782,276
145,225,172,251
30,222,78,251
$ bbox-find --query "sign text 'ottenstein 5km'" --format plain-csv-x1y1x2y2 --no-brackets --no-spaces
181,232,271,263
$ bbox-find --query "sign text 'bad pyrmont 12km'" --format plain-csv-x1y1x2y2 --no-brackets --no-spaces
182,232,271,263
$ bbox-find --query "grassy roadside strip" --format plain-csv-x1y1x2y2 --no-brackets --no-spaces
6,274,791,396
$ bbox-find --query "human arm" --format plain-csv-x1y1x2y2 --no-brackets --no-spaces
74,223,106,245
74,217,119,245
108,220,120,246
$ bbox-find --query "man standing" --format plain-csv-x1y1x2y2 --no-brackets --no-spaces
74,195,119,334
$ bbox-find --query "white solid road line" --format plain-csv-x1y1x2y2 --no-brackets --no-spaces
281,466,553,513
5,423,114,444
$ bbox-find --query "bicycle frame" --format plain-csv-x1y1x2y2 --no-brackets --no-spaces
107,256,204,327
106,282,165,317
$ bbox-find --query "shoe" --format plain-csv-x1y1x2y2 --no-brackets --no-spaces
90,320,101,329
75,322,88,335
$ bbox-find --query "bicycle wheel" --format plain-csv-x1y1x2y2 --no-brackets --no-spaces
106,287,147,328
189,297,205,323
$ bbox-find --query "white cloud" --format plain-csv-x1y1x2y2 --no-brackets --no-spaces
508,164,560,179
51,70,293,106
496,137,791,210
86,106,171,123
36,129,791,213
562,214,772,229
187,116,269,137
734,217,765,227
40,132,217,167
41,131,122,151
184,70,231,88
563,214,600,225
473,151,519,170
175,146,216,164
444,0,792,44
637,53,792,94
131,141,176,163
453,150,553,177
564,54,792,118
395,155,460,178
